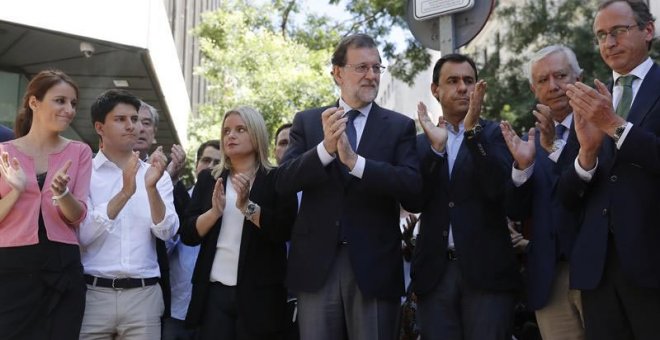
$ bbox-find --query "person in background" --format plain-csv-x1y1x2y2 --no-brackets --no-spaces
78,89,179,340
560,1,660,339
0,69,92,339
501,45,585,340
274,123,292,165
162,139,220,340
411,54,520,340
134,101,186,320
181,106,297,339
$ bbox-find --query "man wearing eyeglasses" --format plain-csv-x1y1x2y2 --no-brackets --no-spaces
276,33,421,340
163,139,220,340
559,1,660,339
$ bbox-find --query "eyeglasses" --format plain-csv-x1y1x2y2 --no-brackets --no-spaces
200,157,221,166
343,64,386,74
595,24,639,43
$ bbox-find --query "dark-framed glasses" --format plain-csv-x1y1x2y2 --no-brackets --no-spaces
595,24,639,43
343,64,387,74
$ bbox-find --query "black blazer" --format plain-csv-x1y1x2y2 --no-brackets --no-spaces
558,62,660,290
505,125,580,310
410,119,521,296
180,168,297,333
276,103,421,299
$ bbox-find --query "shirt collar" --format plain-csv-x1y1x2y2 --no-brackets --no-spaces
92,150,113,170
338,98,372,118
555,112,573,129
613,57,653,84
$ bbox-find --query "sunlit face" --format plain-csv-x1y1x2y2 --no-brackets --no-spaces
30,81,77,133
222,113,255,160
135,105,156,153
195,145,221,176
274,127,290,165
593,1,654,74
432,61,476,122
333,47,381,108
95,103,139,153
530,52,580,121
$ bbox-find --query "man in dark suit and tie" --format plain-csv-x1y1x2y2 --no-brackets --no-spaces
276,33,421,340
560,1,660,339
411,54,520,340
500,45,585,340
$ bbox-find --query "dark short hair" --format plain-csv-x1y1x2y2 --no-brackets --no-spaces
90,89,141,125
598,0,656,50
15,70,79,137
196,139,220,163
274,123,292,142
331,33,379,66
432,54,479,85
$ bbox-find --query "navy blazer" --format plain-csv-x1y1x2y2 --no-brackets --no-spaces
505,125,581,309
276,102,421,299
180,168,297,333
0,124,14,142
558,62,660,290
410,119,521,296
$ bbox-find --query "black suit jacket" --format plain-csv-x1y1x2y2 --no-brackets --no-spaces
276,103,421,299
505,125,580,309
410,119,521,296
558,62,660,290
180,168,297,333
0,124,13,142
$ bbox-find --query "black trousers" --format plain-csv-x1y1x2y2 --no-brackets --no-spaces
582,235,660,340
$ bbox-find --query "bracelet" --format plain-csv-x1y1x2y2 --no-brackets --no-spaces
51,187,70,205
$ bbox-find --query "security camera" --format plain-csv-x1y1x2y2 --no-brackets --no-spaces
80,42,95,58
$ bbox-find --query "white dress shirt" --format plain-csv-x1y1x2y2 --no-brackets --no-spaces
210,177,244,286
79,150,179,279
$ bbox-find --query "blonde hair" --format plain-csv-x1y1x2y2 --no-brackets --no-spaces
212,106,273,178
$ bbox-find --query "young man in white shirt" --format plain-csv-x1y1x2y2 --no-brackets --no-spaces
78,89,179,340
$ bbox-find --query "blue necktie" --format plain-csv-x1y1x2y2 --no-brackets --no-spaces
616,75,636,118
345,110,360,150
555,124,567,140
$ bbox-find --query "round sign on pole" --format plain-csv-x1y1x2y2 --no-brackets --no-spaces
406,0,495,51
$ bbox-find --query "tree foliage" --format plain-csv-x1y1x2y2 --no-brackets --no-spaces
189,0,336,148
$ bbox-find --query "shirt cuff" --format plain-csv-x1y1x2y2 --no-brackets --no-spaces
615,122,633,149
431,146,446,157
574,157,598,182
511,162,534,187
348,156,365,179
316,142,335,166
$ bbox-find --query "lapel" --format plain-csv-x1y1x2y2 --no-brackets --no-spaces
449,119,480,189
356,103,387,155
627,63,660,125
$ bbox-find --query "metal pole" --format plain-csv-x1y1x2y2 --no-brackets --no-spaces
438,15,455,55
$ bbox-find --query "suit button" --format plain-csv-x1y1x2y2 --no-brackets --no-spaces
448,202,455,208
602,208,608,216
442,231,448,237
610,175,617,182
335,221,340,226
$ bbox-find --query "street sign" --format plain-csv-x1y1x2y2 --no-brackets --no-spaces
414,0,475,21
406,0,495,54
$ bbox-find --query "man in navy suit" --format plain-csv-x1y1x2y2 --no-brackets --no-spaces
0,124,13,142
276,33,421,340
411,54,520,340
501,45,585,340
560,1,660,339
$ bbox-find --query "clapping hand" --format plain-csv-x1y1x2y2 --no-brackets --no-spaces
0,151,26,193
146,146,167,188
50,160,72,197
500,122,535,170
418,101,448,153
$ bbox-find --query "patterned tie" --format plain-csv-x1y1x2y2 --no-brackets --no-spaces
555,124,567,141
615,75,636,118
345,110,360,150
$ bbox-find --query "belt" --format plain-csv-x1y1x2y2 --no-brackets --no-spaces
84,274,159,289
447,248,458,261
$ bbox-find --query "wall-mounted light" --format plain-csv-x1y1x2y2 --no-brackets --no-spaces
80,41,95,58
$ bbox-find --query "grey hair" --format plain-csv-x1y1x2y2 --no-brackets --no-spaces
525,45,583,84
139,101,160,127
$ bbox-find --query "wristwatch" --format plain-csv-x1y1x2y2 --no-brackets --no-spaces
243,201,258,222
612,123,627,143
465,124,483,139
